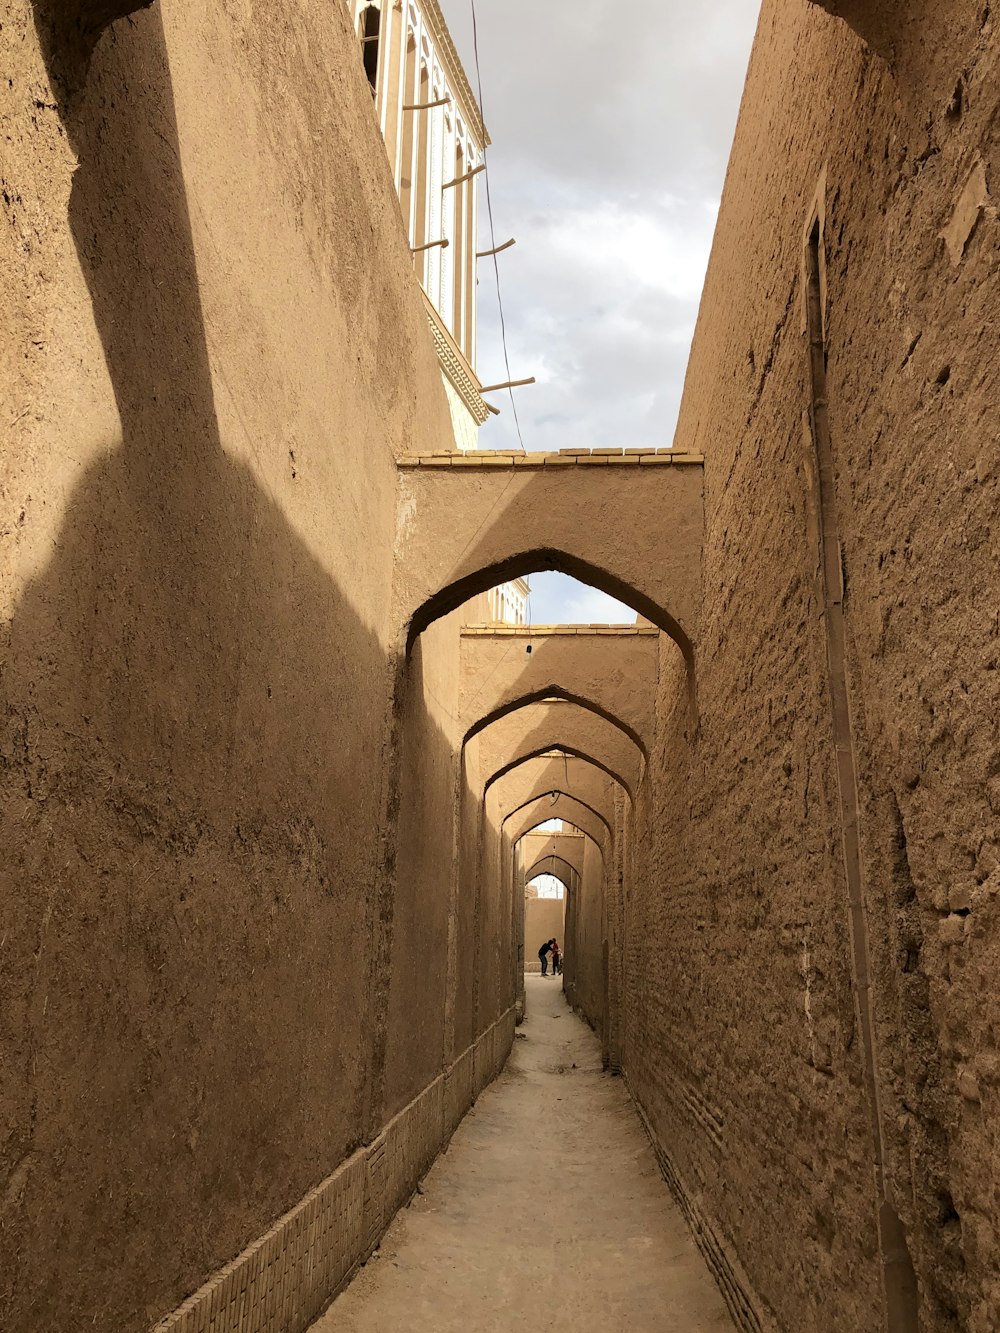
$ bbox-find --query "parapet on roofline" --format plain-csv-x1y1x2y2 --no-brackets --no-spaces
397,449,704,468
461,625,660,637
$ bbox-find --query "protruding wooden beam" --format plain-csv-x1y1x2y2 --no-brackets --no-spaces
443,163,487,190
480,377,536,393
403,96,452,111
477,238,516,258
410,239,450,253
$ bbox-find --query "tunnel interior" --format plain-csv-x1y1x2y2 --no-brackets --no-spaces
4,0,995,1330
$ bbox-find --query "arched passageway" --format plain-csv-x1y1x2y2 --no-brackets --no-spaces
471,703,643,800
15,0,988,1328
490,754,621,830
505,797,610,849
460,626,659,755
396,468,703,652
523,850,583,884
486,745,633,802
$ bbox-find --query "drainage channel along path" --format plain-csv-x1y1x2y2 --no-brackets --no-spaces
312,976,734,1332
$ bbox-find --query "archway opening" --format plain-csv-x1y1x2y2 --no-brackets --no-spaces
503,790,613,845
486,744,634,801
525,874,565,899
464,688,648,762
523,871,568,979
406,549,692,667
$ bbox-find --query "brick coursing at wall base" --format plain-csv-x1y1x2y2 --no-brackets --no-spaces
613,0,1000,1323
628,1084,773,1333
152,1010,515,1333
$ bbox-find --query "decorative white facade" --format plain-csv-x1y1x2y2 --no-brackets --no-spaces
348,0,490,447
350,0,527,628
486,577,530,626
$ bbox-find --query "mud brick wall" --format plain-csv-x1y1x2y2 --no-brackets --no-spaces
620,2,1000,1329
0,1,516,1328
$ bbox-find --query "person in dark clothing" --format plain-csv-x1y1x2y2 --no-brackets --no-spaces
551,940,562,975
538,938,554,976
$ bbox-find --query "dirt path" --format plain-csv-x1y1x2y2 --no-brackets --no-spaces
312,976,735,1332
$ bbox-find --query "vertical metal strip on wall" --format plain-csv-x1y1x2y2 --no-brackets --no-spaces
804,212,920,1333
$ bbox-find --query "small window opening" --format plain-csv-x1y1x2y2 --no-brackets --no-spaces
359,4,381,94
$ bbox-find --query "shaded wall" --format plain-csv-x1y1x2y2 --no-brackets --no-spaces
620,2,1000,1330
0,2,514,1329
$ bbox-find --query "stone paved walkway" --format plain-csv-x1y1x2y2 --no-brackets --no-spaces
311,976,734,1332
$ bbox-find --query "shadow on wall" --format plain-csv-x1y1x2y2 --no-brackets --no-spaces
808,0,988,110
2,6,677,1332
0,8,462,1329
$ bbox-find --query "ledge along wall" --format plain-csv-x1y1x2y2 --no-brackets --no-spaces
617,1,1000,1331
0,2,514,1330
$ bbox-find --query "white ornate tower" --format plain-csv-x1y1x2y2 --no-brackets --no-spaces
348,0,491,450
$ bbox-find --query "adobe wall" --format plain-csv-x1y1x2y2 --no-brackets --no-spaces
383,610,466,1120
0,1,513,1329
563,836,607,1038
622,1,1000,1330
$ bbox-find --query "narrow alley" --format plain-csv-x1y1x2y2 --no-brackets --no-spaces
314,977,734,1333
4,0,998,1330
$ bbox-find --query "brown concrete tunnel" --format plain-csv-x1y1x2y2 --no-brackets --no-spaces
7,1,996,1330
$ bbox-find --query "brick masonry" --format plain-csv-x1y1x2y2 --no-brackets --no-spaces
152,1010,515,1333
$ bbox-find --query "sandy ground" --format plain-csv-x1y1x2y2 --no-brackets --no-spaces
312,976,735,1332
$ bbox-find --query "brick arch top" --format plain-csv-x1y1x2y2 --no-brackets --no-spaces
404,547,695,663
504,793,610,849
466,684,647,759
485,746,633,803
394,457,702,655
525,871,571,898
460,628,658,757
524,853,581,886
394,458,702,657
471,703,642,799
520,828,591,884
490,754,619,831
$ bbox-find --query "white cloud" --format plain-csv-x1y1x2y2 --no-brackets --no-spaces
528,573,636,626
553,199,717,305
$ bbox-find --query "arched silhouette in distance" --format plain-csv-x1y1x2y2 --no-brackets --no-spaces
464,686,648,760
503,791,613,843
523,854,580,886
484,746,632,802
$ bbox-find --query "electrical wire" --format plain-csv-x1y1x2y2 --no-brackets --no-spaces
470,0,526,452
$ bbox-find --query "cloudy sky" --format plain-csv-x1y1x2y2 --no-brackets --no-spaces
440,0,761,623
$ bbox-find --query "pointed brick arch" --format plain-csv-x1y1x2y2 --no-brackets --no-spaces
486,746,632,803
490,754,619,831
525,853,578,885
504,794,611,849
392,454,703,659
472,703,642,799
466,684,647,759
405,546,695,665
460,627,658,758
524,853,580,886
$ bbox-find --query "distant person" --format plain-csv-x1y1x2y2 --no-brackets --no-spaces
538,938,554,976
551,941,562,975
